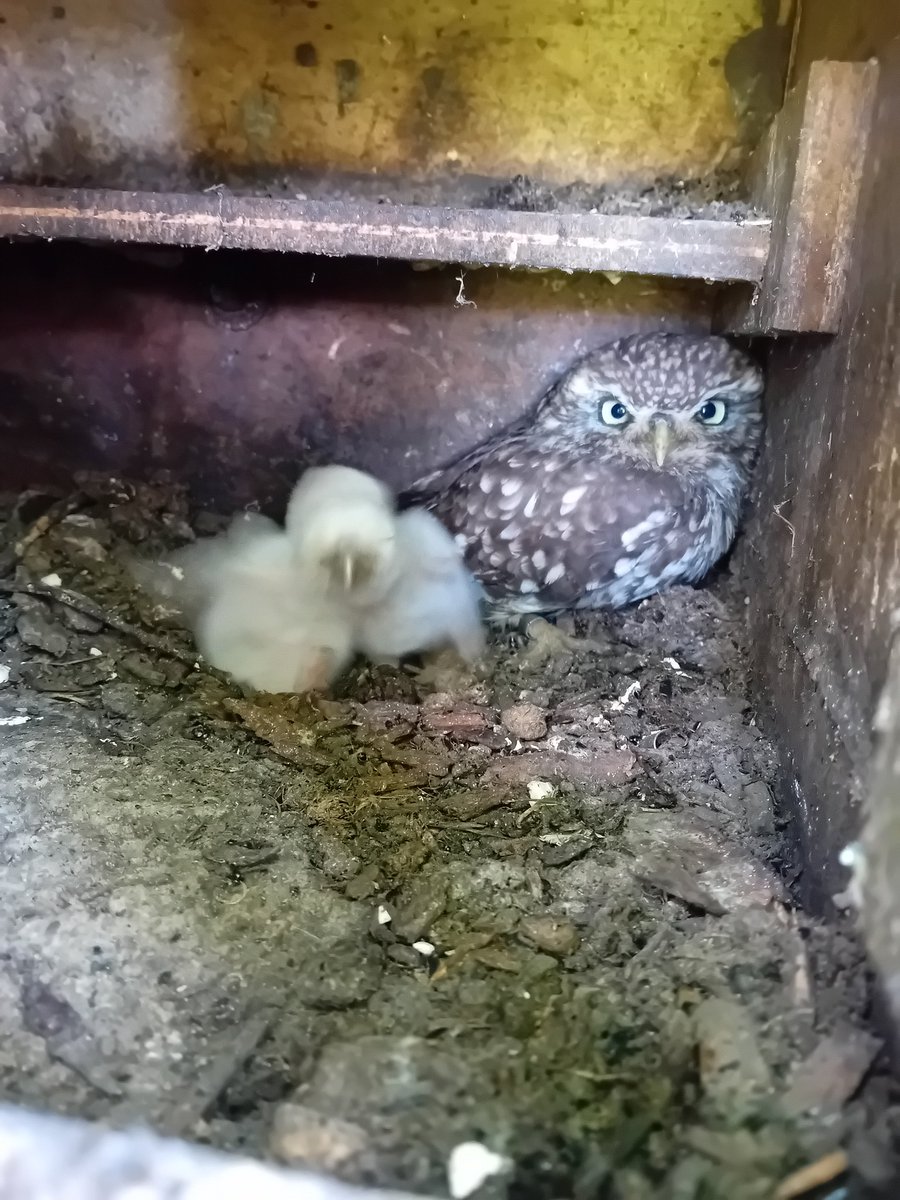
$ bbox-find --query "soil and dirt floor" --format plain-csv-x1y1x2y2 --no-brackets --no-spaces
0,477,898,1200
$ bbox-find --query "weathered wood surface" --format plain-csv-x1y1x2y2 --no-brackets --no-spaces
742,38,900,915
0,1104,435,1200
0,185,771,282
720,59,879,333
862,626,900,1031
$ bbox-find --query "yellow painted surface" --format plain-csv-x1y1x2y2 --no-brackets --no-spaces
1,0,778,186
174,0,762,182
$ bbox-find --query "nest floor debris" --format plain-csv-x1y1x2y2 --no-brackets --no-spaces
0,479,896,1200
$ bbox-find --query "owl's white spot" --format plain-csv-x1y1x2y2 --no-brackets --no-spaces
613,557,634,577
565,371,597,400
520,580,540,594
500,478,522,497
499,522,519,540
544,563,565,585
498,491,522,512
479,475,495,494
454,533,468,552
523,493,539,518
562,484,588,507
532,549,547,571
489,552,504,567
621,511,668,549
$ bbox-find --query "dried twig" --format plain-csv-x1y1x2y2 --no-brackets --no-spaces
0,582,198,668
14,493,86,559
773,1149,849,1199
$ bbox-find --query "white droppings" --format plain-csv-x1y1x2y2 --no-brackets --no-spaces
376,905,392,925
447,1143,512,1200
523,493,539,518
412,940,436,956
662,656,683,672
40,573,63,588
609,680,641,713
544,563,565,586
0,714,30,727
839,843,862,868
527,780,556,801
837,842,867,910
327,334,346,361
89,647,103,658
0,665,10,685
387,322,411,336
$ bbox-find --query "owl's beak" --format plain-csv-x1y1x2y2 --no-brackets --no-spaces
650,418,673,467
322,546,375,592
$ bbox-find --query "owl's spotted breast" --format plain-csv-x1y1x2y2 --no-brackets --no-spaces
426,445,739,617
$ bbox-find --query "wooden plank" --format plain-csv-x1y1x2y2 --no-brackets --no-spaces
0,185,770,283
719,59,879,334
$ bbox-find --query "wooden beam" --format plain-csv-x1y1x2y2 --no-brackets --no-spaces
0,185,771,283
719,59,879,335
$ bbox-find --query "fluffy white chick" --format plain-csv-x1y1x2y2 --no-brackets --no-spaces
137,511,354,693
284,465,400,607
356,507,486,664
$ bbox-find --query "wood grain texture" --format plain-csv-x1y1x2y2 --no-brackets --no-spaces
720,59,879,333
742,38,900,914
0,186,771,282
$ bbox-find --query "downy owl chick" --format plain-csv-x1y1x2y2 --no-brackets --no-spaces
137,511,354,693
357,507,486,665
285,465,400,607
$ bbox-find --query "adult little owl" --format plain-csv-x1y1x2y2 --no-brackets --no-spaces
403,333,764,621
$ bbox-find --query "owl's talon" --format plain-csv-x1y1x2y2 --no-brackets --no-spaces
516,616,609,667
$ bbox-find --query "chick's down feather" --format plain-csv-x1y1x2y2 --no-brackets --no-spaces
138,512,354,693
285,465,400,606
356,507,485,663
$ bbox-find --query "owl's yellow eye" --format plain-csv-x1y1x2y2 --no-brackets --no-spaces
696,398,728,425
600,398,632,426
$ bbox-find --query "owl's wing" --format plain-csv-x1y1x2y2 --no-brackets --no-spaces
399,380,559,508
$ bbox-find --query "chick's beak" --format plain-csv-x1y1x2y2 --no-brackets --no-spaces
650,418,673,467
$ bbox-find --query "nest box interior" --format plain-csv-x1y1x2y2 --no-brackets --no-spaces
1,1,900,1197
